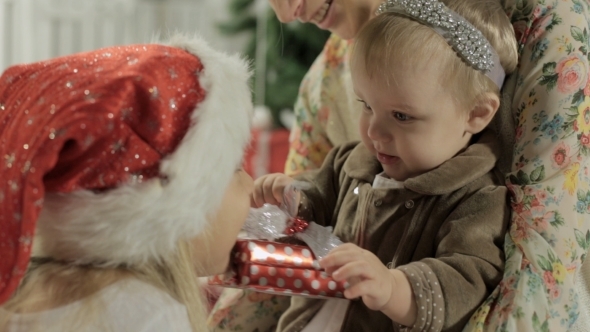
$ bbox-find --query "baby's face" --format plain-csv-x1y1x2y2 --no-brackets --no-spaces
352,63,473,181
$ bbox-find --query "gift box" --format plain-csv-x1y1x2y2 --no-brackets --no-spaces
242,129,290,178
209,239,348,299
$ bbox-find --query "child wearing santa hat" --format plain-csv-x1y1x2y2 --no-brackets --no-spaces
0,35,254,332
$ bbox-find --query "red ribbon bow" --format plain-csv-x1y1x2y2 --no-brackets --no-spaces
284,218,309,235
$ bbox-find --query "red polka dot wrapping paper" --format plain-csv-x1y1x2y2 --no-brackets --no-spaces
209,239,348,299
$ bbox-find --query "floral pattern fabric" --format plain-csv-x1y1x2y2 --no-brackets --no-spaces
284,34,354,176
465,0,590,331
207,288,290,332
208,0,590,330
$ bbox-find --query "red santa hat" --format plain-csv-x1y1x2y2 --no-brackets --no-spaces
0,35,253,304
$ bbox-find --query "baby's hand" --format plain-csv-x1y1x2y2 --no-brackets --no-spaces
251,173,294,208
320,243,395,311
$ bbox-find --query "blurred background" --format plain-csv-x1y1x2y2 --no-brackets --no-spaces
0,0,330,126
1,0,330,176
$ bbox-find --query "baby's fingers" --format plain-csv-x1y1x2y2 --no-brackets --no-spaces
325,260,373,300
252,174,293,207
320,243,369,271
331,260,374,282
344,279,390,312
252,174,279,207
262,175,283,205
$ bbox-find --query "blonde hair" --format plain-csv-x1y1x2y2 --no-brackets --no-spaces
351,0,518,109
0,239,207,332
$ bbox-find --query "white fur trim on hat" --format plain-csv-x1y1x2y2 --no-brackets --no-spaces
35,35,253,266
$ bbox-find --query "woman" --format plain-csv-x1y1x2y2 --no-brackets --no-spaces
270,0,382,175
209,0,590,331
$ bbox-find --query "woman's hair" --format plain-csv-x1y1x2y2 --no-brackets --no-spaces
0,239,208,332
351,0,519,109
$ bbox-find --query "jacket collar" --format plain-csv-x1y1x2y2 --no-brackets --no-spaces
343,130,500,195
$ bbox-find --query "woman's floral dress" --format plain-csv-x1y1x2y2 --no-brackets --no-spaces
283,34,357,176
466,0,590,330
208,0,590,330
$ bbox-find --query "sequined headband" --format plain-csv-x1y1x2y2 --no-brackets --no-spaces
376,0,506,89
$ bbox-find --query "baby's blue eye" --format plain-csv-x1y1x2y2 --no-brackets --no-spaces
394,112,410,121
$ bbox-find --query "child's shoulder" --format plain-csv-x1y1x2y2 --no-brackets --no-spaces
2,278,192,332
99,279,192,331
103,278,176,303
102,278,182,309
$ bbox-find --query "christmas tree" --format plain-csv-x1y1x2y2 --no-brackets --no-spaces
219,0,330,127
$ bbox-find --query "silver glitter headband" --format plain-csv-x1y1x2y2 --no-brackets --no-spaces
376,0,505,89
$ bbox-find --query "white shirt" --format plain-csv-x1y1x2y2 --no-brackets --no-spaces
3,279,193,332
301,298,350,332
372,172,405,190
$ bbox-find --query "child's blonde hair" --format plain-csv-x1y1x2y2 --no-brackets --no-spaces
351,0,518,109
0,239,208,332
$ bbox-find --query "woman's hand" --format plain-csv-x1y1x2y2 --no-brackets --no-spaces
251,173,295,208
320,243,417,327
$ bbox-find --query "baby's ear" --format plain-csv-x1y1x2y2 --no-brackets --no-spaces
465,93,500,134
